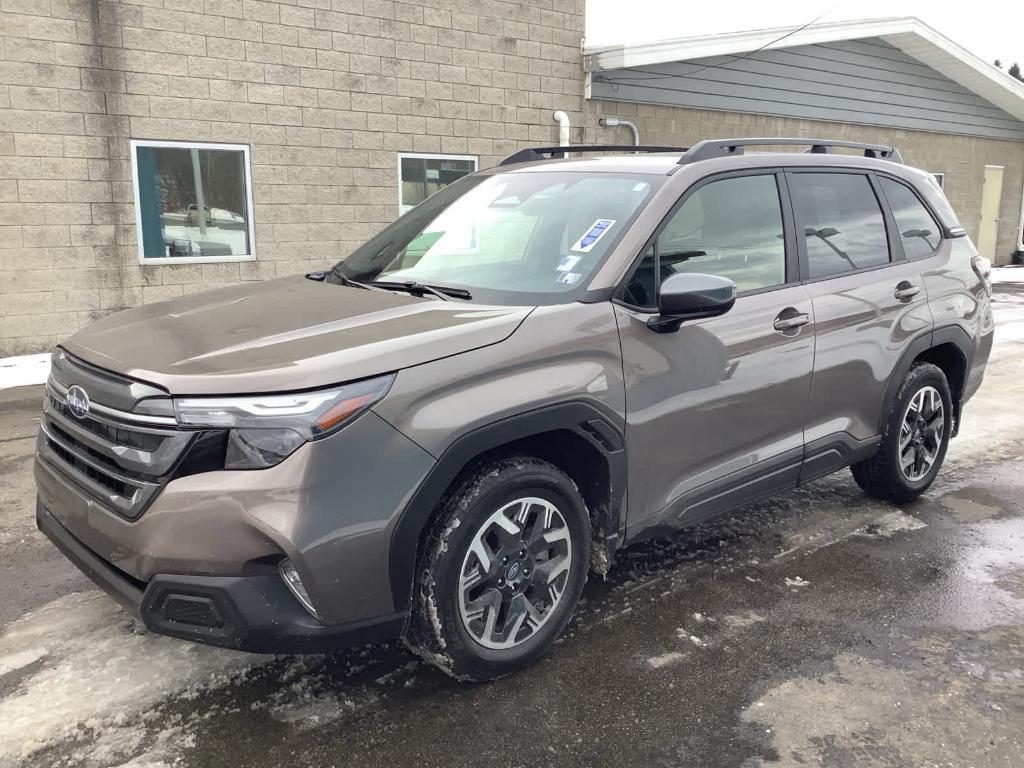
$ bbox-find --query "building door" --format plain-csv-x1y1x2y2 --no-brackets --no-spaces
977,165,1004,259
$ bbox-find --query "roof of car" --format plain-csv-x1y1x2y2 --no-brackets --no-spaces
491,151,918,176
485,142,961,232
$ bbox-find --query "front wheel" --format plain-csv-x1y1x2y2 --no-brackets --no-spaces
407,457,590,681
852,362,952,502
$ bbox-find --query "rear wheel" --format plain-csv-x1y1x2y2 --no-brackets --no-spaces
407,457,590,681
852,362,952,502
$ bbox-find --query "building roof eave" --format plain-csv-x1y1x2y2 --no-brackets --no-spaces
584,16,1024,123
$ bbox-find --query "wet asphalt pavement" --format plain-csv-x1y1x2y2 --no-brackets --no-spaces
1,281,1023,768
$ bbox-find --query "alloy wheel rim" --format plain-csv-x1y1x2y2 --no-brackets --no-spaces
899,385,944,482
457,496,572,650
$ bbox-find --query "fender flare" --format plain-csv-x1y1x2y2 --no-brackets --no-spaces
876,324,974,435
387,401,627,612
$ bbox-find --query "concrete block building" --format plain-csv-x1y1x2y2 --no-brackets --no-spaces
1,5,1022,355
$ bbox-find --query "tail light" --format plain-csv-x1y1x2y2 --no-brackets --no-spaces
971,254,992,294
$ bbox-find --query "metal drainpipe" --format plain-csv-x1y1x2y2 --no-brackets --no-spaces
552,110,571,147
598,117,640,146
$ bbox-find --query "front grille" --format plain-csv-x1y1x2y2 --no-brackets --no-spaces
40,358,195,520
45,435,133,498
48,393,163,451
48,420,136,480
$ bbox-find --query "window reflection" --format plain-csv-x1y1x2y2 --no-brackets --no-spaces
399,155,477,214
134,143,252,260
880,177,940,260
790,173,890,278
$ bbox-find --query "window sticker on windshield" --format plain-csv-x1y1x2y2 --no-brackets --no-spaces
556,255,581,272
556,271,582,285
570,219,615,253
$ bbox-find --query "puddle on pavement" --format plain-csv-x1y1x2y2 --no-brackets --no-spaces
940,492,1006,523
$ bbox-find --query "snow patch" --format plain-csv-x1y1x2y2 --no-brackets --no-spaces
674,628,708,648
991,266,1024,284
0,647,47,676
0,353,50,390
722,611,767,629
0,591,260,766
784,576,810,588
854,511,927,538
267,689,379,730
646,651,686,669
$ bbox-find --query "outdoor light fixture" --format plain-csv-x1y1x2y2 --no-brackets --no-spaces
598,117,640,146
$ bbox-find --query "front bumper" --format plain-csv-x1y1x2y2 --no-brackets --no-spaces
34,404,436,650
37,500,405,653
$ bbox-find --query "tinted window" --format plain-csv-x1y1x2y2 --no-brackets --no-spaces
880,177,941,260
790,173,890,278
660,175,786,292
621,174,785,307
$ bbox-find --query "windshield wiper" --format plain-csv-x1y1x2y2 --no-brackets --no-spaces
322,265,387,292
368,280,472,301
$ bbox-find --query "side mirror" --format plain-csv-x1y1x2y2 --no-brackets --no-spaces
647,272,737,333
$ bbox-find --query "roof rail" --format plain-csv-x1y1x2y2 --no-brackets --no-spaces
678,138,903,165
500,144,688,166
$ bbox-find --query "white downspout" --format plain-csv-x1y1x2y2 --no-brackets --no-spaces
552,110,571,147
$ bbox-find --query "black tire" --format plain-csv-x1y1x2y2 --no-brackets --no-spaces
852,362,952,503
406,457,590,682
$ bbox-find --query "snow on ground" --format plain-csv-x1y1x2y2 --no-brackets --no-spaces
949,292,1024,467
0,592,258,767
991,265,1024,284
0,353,49,390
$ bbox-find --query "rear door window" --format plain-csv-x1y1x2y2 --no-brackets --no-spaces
789,173,891,279
878,177,942,260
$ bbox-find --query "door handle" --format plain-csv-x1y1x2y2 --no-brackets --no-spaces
894,282,921,301
773,311,810,332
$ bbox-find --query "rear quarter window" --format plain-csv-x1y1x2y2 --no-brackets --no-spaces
878,177,942,260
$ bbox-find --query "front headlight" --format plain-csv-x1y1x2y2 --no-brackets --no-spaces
173,374,395,469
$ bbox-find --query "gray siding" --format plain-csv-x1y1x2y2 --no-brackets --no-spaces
590,38,1024,140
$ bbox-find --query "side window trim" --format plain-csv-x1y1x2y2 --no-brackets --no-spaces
867,172,907,263
614,167,795,311
873,173,944,261
783,168,898,284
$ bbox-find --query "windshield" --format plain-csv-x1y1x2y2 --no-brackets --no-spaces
332,170,663,304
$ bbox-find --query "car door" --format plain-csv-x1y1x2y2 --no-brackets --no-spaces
786,169,933,481
614,170,815,538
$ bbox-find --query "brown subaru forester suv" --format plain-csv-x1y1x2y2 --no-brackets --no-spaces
36,138,994,680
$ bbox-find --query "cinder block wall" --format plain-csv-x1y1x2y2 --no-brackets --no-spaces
0,0,586,355
586,99,1024,266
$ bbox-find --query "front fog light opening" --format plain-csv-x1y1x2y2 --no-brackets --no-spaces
280,559,320,620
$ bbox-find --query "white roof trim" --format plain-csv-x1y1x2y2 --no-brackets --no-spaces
584,16,1024,122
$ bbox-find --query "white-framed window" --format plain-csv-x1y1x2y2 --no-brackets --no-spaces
398,153,477,215
130,139,256,265
930,172,945,190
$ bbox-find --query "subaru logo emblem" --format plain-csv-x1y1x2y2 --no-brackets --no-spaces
506,562,521,581
66,385,90,420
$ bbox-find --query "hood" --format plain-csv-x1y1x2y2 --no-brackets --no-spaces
63,276,533,395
